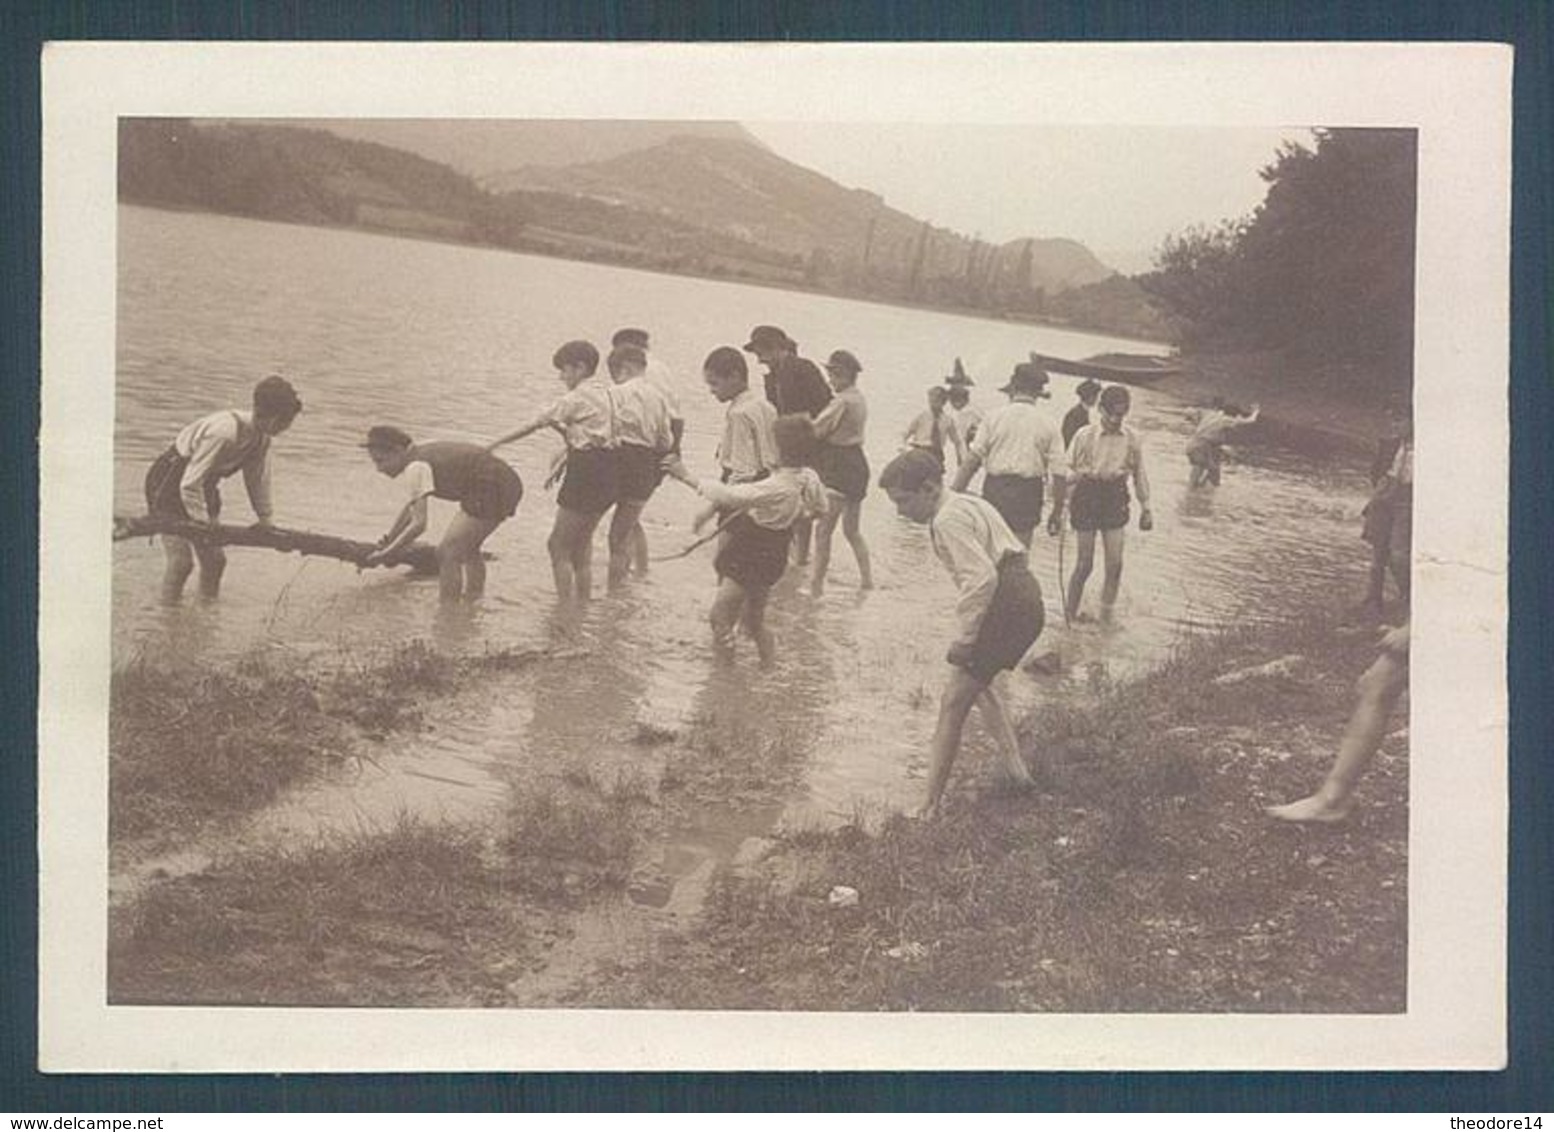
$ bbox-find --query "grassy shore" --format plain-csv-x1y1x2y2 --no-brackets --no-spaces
108,607,1408,1010
574,609,1409,1013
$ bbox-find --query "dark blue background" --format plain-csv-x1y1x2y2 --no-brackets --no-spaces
3,1,1549,1112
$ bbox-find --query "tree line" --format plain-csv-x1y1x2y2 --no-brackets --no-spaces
1139,128,1417,389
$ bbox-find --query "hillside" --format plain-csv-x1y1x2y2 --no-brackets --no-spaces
302,119,764,177
119,118,1160,340
484,134,1116,298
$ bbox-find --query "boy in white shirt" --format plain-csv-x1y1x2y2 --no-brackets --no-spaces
603,343,675,589
143,374,302,602
880,448,1043,818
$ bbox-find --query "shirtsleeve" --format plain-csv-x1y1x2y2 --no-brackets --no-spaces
402,461,436,502
178,415,240,523
811,396,845,441
932,502,1000,647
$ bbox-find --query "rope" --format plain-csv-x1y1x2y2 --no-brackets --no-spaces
1056,516,1070,628
648,509,744,563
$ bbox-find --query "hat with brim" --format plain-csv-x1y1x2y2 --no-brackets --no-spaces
999,362,1051,397
943,357,974,387
744,325,796,353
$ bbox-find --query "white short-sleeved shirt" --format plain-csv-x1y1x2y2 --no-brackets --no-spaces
540,376,616,450
696,466,828,530
643,356,683,421
971,399,1068,479
612,376,675,451
718,388,779,482
929,492,1026,645
173,409,272,522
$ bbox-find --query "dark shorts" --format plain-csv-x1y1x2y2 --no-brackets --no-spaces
1069,477,1130,532
460,459,523,522
951,552,1045,685
557,447,619,515
616,444,664,504
144,446,220,521
713,513,792,591
1186,438,1223,482
814,443,869,502
981,474,1044,538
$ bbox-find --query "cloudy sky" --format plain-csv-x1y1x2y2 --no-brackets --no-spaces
747,123,1314,275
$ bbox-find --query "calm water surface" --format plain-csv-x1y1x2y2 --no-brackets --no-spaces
113,206,1371,838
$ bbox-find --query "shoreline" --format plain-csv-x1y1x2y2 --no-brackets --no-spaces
108,600,1408,1010
120,201,1172,353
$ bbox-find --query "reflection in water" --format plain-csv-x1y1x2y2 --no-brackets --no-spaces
112,205,1377,831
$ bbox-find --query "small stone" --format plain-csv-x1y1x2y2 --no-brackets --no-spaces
827,885,860,908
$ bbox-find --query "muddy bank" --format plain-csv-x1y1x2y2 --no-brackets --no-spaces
1151,349,1406,457
109,603,1408,1011
570,608,1409,1014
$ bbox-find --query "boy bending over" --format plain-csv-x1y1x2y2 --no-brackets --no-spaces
880,449,1042,818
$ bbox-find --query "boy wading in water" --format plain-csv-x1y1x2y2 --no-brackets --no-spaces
362,427,522,602
603,343,675,589
1063,384,1153,624
488,340,618,605
902,385,965,472
144,374,303,603
612,327,684,575
943,357,982,449
743,324,831,567
1186,398,1260,488
951,362,1068,548
808,349,874,597
881,449,1042,819
662,411,826,667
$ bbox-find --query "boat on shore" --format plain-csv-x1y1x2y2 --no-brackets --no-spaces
1030,351,1182,385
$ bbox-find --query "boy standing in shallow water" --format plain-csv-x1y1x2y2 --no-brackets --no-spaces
362,426,522,602
487,339,617,604
1064,384,1153,624
808,349,874,596
603,343,675,589
144,374,303,603
880,449,1042,819
662,407,826,667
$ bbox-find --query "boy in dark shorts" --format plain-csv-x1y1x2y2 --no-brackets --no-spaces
488,340,617,604
808,349,873,596
661,414,827,667
880,448,1042,818
603,343,675,588
1063,384,1153,624
363,426,522,603
144,374,303,603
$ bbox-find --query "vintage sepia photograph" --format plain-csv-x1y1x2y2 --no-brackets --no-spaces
39,42,1509,1072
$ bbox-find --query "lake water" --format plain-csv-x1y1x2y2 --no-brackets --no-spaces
113,205,1372,844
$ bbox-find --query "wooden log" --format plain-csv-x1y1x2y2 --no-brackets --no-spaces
112,515,449,573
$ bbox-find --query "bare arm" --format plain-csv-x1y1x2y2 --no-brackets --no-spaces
950,451,982,494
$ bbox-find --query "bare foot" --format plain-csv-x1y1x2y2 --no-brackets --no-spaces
1265,793,1353,824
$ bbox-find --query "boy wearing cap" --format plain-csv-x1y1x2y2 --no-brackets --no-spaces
879,448,1041,818
143,374,303,602
363,427,522,603
488,339,617,604
744,325,831,565
951,362,1069,547
1062,378,1102,448
603,343,675,589
1064,384,1153,624
808,349,874,596
943,358,982,449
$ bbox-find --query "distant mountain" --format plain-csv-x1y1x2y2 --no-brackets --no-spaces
483,134,1116,295
121,118,1156,339
294,119,765,178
